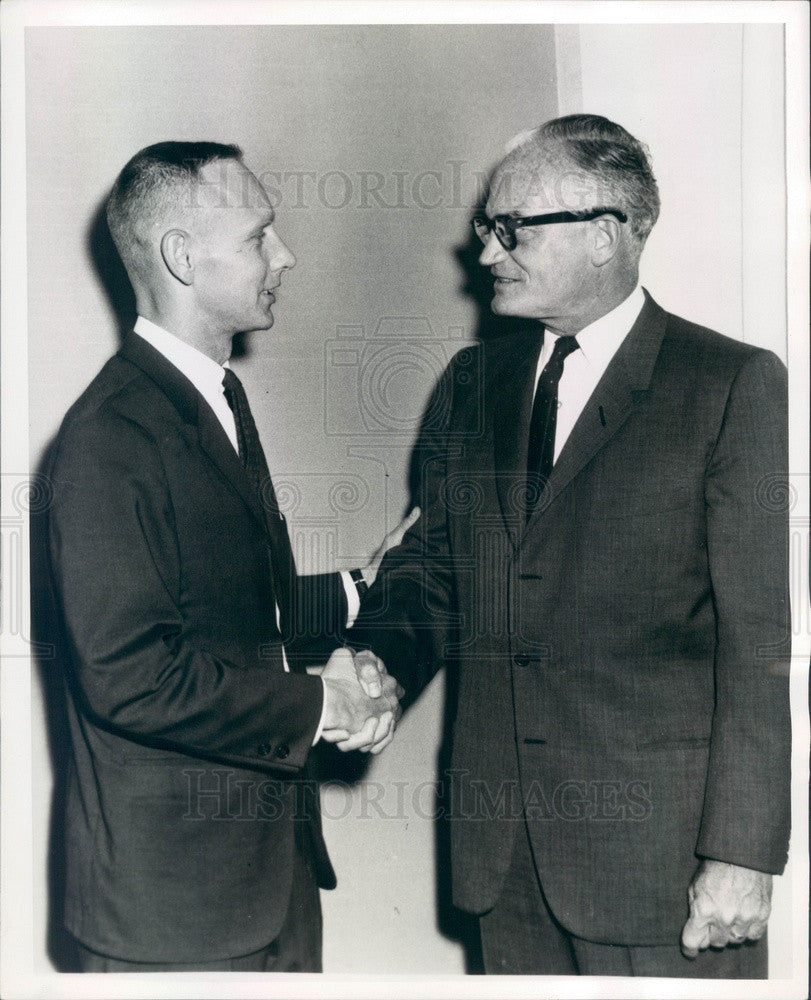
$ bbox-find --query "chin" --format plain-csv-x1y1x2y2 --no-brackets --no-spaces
490,294,509,316
253,313,275,332
491,293,529,319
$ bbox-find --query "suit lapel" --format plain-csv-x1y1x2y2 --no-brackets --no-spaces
492,329,544,549
118,333,269,535
528,291,668,523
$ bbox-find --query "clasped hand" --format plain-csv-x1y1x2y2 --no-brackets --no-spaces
320,648,402,754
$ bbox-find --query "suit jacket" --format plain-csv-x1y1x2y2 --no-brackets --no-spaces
47,332,342,963
353,291,791,946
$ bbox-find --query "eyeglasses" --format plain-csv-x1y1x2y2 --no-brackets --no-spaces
471,208,628,251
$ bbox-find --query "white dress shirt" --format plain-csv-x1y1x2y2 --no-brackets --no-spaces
533,285,645,462
135,316,239,448
133,316,339,741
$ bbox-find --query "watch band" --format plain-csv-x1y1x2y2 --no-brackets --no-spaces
349,567,369,598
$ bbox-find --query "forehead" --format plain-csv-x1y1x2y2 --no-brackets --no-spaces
485,145,604,217
487,154,551,216
195,158,273,225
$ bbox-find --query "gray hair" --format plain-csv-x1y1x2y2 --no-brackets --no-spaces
515,114,660,245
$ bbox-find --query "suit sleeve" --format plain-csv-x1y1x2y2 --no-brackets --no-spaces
48,409,323,773
285,571,347,669
696,349,792,873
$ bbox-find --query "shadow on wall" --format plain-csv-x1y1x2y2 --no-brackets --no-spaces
453,186,531,345
86,196,137,343
32,175,521,974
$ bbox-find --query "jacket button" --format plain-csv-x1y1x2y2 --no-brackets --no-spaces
257,742,272,756
514,654,531,667
274,743,290,760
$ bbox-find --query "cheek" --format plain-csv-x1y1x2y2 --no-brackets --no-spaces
530,245,582,289
204,251,264,286
517,245,556,287
241,252,268,286
198,258,235,289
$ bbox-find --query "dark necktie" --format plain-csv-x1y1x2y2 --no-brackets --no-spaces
525,335,579,519
222,368,270,497
222,368,293,625
222,371,317,815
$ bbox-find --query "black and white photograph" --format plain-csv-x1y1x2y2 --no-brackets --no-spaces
1,1,808,997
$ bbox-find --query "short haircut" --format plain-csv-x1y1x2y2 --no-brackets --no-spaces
106,141,242,281
517,115,660,245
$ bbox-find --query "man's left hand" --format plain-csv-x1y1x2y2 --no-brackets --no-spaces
361,507,421,588
681,860,772,958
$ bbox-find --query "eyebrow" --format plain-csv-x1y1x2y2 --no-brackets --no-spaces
246,214,275,239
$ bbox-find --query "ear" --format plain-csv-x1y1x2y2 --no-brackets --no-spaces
590,217,622,267
160,229,194,285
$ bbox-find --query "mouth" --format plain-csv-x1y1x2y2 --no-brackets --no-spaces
493,275,520,286
261,290,276,304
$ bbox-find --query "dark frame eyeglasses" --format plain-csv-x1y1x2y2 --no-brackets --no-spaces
472,208,628,251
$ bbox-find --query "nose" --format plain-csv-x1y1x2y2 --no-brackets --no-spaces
478,230,507,268
267,229,297,272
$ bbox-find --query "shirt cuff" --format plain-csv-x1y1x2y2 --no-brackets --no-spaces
312,676,328,745
341,569,362,628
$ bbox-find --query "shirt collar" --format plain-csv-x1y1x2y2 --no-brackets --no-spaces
548,285,645,368
133,316,230,401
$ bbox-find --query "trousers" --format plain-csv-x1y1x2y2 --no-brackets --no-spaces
479,817,767,978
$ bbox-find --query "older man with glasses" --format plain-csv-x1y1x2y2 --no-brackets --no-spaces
353,114,791,978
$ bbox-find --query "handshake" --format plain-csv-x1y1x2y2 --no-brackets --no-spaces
320,647,403,754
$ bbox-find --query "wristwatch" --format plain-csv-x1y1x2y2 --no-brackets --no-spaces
349,567,369,598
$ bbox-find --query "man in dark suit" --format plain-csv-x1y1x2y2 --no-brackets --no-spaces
354,115,791,977
46,141,404,971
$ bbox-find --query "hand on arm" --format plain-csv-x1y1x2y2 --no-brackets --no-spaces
320,647,403,755
360,507,421,588
681,860,772,958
